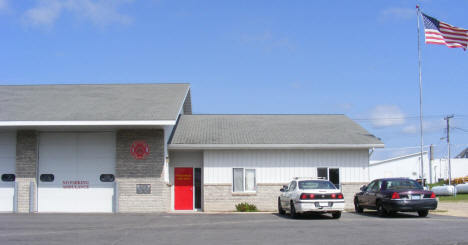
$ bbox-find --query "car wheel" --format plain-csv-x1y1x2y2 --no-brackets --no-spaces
332,211,342,219
278,198,285,215
418,210,429,217
354,198,363,213
290,202,298,219
377,201,388,217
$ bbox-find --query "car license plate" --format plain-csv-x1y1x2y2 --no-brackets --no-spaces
412,195,421,200
319,202,328,207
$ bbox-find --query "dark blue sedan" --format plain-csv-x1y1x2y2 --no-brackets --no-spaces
354,178,438,217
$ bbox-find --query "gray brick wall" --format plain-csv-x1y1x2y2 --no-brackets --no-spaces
204,183,364,212
341,183,366,210
16,131,37,178
116,129,170,212
15,131,38,213
204,184,283,212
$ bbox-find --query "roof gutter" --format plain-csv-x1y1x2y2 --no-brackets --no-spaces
169,143,385,150
0,120,176,127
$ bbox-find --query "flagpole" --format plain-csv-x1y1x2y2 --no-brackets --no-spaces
416,5,425,186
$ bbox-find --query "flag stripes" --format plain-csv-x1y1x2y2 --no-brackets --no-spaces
422,13,468,50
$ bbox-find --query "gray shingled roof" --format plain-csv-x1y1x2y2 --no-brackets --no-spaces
0,84,189,121
169,114,384,148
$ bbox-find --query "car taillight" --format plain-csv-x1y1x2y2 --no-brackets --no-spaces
430,192,436,198
300,193,315,199
337,193,343,199
331,193,336,199
391,192,400,199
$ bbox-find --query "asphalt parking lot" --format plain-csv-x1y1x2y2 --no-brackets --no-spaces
1,212,468,245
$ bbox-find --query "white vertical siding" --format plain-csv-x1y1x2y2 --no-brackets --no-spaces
203,149,369,184
369,154,430,181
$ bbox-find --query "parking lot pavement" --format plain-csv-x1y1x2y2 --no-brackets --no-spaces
1,212,468,245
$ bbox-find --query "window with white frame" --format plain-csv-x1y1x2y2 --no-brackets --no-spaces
233,168,256,192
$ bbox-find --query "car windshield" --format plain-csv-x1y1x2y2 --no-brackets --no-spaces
384,179,423,190
298,180,337,190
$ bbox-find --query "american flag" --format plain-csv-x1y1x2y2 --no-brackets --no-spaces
422,13,468,50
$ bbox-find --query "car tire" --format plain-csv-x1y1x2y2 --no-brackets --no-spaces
418,210,429,217
332,211,342,219
354,198,363,213
377,201,388,217
278,198,285,215
290,202,298,219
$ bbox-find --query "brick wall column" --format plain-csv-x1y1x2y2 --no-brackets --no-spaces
15,130,38,213
116,129,170,213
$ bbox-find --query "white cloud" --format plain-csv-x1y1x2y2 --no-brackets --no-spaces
23,0,133,27
402,119,445,134
370,105,406,128
380,7,414,21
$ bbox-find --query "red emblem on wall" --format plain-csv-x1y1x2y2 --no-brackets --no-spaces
130,141,150,160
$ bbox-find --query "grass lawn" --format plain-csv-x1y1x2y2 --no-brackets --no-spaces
438,193,468,202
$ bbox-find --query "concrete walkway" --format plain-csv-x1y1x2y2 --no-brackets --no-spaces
433,202,468,217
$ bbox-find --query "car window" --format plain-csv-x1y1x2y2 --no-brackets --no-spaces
366,181,375,192
298,180,337,190
383,179,423,190
289,181,297,191
371,180,381,192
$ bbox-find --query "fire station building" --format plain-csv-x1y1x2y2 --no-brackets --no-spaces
0,84,383,213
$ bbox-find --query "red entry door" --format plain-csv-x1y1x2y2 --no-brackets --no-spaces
174,168,193,210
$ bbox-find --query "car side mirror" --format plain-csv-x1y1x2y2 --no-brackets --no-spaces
280,188,285,192
281,185,289,192
360,185,367,191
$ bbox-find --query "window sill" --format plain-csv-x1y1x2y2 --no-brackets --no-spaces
232,192,257,196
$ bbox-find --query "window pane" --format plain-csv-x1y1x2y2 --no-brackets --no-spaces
384,179,422,190
245,169,256,191
233,168,244,192
317,168,328,179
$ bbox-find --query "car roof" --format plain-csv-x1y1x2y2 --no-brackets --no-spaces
372,178,413,181
291,177,329,181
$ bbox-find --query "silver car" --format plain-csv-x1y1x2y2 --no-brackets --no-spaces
278,177,345,219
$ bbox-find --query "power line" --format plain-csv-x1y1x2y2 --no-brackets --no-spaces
453,127,468,133
351,114,468,121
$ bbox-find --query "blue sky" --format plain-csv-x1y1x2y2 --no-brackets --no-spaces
0,0,467,159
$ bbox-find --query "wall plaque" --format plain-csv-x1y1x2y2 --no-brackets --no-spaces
136,184,151,194
130,141,150,160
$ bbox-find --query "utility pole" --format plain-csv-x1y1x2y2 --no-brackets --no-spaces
444,115,454,189
429,144,433,184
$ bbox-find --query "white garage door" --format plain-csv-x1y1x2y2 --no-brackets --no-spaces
0,132,16,213
38,132,116,213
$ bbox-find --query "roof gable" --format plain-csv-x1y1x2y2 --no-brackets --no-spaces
0,84,190,123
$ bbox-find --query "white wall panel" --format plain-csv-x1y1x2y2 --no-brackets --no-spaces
203,149,369,184
0,132,16,212
432,158,468,181
369,154,429,181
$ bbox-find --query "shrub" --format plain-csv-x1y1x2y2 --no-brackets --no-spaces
235,202,258,212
